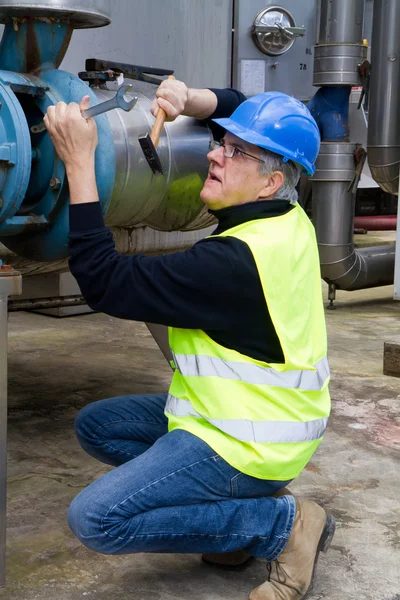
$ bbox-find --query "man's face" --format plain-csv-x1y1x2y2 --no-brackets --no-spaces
200,133,271,210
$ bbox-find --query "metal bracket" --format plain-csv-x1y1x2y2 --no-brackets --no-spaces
81,59,174,86
357,60,371,109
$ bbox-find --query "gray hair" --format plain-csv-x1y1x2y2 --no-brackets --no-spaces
258,148,302,203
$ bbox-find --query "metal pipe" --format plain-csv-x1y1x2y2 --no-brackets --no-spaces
8,294,85,311
0,283,7,587
97,88,213,232
313,0,366,87
367,0,400,195
317,0,365,44
312,143,395,291
354,216,397,231
0,267,22,587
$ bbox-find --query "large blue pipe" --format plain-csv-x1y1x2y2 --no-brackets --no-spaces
308,87,351,142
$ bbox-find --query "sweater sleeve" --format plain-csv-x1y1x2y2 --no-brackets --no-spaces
68,202,241,329
208,88,247,119
206,88,247,140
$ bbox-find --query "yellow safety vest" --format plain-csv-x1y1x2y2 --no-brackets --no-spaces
166,204,330,480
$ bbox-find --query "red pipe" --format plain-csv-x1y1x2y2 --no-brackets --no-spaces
354,215,397,230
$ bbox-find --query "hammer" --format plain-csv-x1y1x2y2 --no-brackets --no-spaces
139,75,176,175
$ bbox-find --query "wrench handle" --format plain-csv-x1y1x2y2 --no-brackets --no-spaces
150,75,176,149
82,100,116,119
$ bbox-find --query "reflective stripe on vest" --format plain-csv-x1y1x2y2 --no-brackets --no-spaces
171,353,330,391
166,395,328,443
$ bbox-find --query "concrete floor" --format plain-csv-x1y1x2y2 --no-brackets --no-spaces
2,283,400,600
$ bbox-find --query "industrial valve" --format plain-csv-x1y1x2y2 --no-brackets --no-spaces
0,0,212,262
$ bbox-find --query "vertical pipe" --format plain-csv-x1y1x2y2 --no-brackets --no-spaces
367,0,400,195
0,20,72,73
394,170,400,299
318,0,365,44
0,270,22,587
0,287,7,587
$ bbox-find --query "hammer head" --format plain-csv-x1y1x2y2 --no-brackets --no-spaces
138,133,164,175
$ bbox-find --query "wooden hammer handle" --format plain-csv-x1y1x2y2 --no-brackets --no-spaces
150,75,176,148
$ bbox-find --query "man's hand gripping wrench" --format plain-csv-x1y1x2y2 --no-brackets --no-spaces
31,85,138,134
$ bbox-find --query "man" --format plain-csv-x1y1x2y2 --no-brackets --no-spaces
44,81,334,600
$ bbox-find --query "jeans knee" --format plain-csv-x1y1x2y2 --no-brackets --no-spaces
74,404,100,451
68,491,115,555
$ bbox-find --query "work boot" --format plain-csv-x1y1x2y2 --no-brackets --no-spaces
249,499,336,600
202,487,293,569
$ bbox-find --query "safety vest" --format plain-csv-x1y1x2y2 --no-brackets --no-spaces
165,204,330,480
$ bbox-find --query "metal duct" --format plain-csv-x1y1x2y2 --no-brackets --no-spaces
313,0,366,87
367,0,400,195
312,143,395,291
94,88,214,232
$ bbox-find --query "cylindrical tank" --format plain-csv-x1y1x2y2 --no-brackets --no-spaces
367,0,400,195
0,0,110,27
96,88,214,231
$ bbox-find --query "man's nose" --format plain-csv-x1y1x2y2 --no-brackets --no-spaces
207,145,225,165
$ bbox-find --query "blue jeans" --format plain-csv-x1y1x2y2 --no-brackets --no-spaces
68,394,296,560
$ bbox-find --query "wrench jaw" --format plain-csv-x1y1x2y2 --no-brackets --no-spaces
82,88,138,119
115,84,137,111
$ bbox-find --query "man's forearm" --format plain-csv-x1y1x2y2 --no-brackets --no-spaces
66,163,99,205
183,88,218,120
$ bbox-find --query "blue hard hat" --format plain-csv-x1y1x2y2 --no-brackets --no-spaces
213,91,320,176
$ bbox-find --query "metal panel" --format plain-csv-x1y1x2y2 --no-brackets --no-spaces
58,0,233,89
232,0,317,101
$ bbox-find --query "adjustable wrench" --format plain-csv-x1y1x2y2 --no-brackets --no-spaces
31,85,138,134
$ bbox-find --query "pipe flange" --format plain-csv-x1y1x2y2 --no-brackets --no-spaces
313,142,357,182
313,44,367,86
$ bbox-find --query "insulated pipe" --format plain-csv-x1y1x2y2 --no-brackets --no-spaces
312,143,395,291
317,0,364,44
313,0,366,87
354,216,397,231
367,0,400,195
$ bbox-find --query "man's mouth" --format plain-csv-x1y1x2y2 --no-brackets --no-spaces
208,171,221,183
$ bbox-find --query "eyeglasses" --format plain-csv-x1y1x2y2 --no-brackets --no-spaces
209,140,265,164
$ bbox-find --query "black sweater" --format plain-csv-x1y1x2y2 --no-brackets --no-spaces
69,88,291,364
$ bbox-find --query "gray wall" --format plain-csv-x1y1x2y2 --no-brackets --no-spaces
232,0,317,101
59,0,233,89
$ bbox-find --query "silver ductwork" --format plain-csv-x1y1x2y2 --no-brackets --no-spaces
312,0,396,295
367,0,400,195
312,143,395,291
94,88,214,232
314,0,367,86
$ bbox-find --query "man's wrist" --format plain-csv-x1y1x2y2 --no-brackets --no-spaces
185,89,218,120
65,159,95,179
66,161,99,205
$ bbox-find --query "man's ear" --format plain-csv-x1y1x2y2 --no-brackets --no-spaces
258,171,284,200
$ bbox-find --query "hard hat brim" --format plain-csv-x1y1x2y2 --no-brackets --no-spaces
212,117,315,176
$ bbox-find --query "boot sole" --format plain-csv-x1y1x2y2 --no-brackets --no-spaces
300,512,336,600
201,555,254,570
